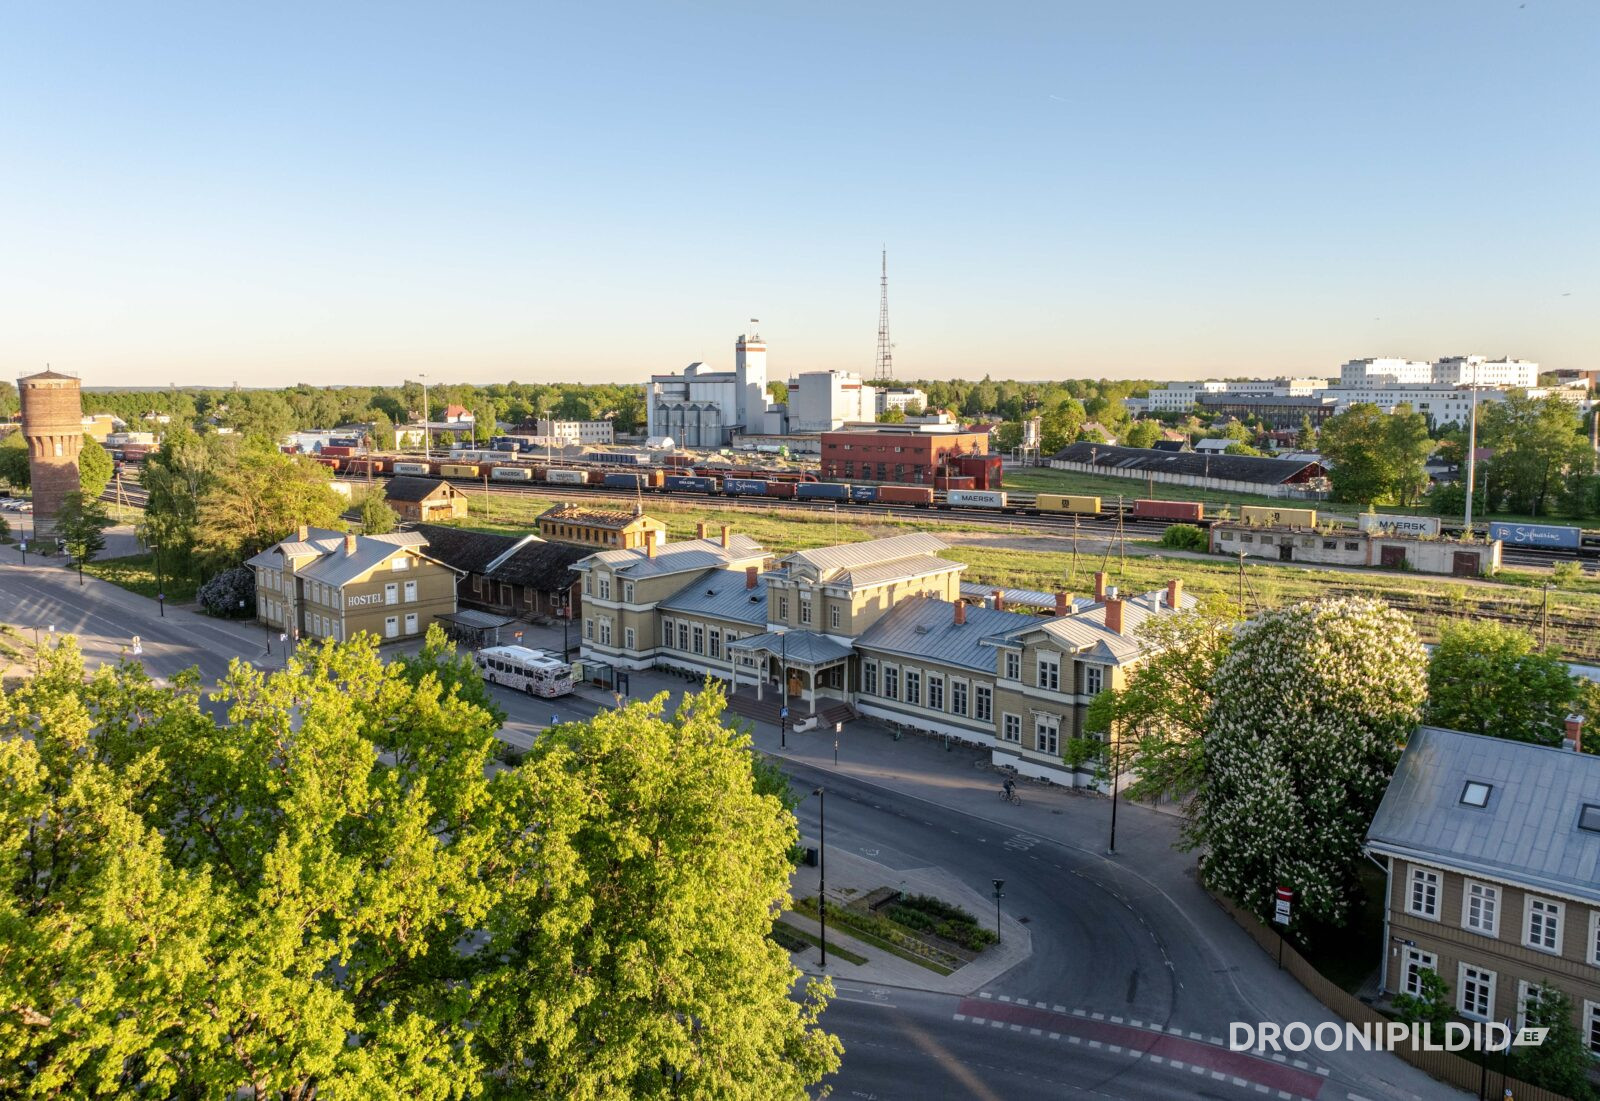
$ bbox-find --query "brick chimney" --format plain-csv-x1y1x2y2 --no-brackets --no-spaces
1094,571,1107,601
1104,594,1124,635
1166,578,1183,609
696,522,707,540
297,524,309,542
721,524,732,548
991,588,1005,612
746,565,759,590
1568,714,1586,753
954,600,967,626
1054,591,1069,617
344,534,357,555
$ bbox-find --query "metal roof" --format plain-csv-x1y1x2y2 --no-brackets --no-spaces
658,568,770,625
579,535,766,579
783,533,949,577
1004,589,1200,665
1051,442,1325,486
959,583,1096,613
832,554,961,590
728,630,853,666
854,596,1042,673
1367,726,1600,905
383,476,460,502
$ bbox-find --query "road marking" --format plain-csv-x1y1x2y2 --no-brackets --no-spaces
1107,1044,1121,1054
1091,1012,1104,1020
1291,1058,1307,1069
1009,1024,1022,1032
978,991,991,999
990,1020,1004,1028
832,995,899,1008
1072,1008,1086,1017
1346,1095,1374,1101
997,995,1011,1002
1034,1000,1047,1008
1052,1004,1065,1012
1149,1055,1164,1065
1315,1066,1331,1076
1048,1032,1059,1040
1188,1031,1202,1040
1254,1086,1270,1095
1088,1040,1101,1049
1110,1015,1123,1024
1067,1035,1080,1044
1029,1028,1041,1036
1129,1018,1142,1028
953,1014,966,1021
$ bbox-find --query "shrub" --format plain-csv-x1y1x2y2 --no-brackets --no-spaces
1159,523,1209,552
197,566,256,617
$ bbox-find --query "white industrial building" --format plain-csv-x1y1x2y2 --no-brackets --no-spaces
1339,358,1435,386
534,419,615,446
785,371,877,433
1146,377,1329,412
1431,355,1539,388
876,387,928,415
1323,384,1509,429
646,330,772,449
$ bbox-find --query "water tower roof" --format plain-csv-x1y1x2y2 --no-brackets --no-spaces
19,370,77,383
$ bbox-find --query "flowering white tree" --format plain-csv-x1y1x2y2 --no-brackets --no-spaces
1190,597,1427,929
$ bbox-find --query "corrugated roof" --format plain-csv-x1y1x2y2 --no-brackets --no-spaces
1368,726,1600,904
784,533,949,576
728,630,853,666
832,554,961,589
854,596,1041,673
659,568,769,625
580,535,766,579
1051,442,1324,486
488,540,592,592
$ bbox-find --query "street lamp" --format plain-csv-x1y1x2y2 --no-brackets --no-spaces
991,879,1005,942
777,627,789,748
17,539,25,565
812,786,827,968
1106,737,1121,856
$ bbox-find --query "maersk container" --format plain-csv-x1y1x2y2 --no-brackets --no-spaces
946,489,1006,508
392,461,432,476
723,477,769,496
663,475,716,494
1488,521,1582,549
849,484,877,503
545,468,589,485
491,466,534,482
797,482,850,502
1357,513,1441,537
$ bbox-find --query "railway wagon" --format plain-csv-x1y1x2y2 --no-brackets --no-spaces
590,451,651,467
765,480,797,499
1036,494,1101,514
875,485,934,508
544,468,589,486
603,471,662,490
797,482,850,502
491,466,535,482
344,459,386,476
392,461,433,476
849,485,877,503
663,475,717,494
1132,499,1204,522
1240,505,1317,528
312,456,342,471
723,477,769,496
439,463,480,478
946,489,1007,508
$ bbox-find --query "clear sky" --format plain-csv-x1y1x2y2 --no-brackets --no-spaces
2,1,1595,387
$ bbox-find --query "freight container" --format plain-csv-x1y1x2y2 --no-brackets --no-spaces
320,445,355,458
1357,513,1441,537
491,466,534,482
590,451,651,467
1487,521,1582,550
1131,499,1204,522
945,489,1007,509
313,456,342,471
328,436,363,448
1035,493,1101,514
392,461,433,476
849,484,878,503
1240,505,1318,528
603,471,655,490
875,485,935,508
723,477,769,496
766,481,797,499
545,468,589,485
797,482,850,502
344,459,386,476
439,464,480,478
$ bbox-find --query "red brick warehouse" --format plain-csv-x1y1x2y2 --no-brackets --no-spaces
819,423,992,486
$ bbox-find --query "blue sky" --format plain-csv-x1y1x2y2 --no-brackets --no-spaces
2,1,1595,386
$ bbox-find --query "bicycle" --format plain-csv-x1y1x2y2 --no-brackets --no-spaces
999,787,1022,806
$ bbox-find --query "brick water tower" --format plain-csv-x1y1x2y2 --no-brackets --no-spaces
18,370,84,542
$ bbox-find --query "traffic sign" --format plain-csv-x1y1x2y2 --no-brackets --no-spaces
780,707,789,719
1273,886,1293,926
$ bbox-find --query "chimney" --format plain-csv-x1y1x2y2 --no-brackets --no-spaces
696,522,707,540
344,534,357,555
1104,595,1124,635
1166,578,1183,609
746,565,758,590
1054,591,1069,617
954,600,967,626
991,588,1005,612
721,524,732,548
1568,714,1586,753
645,530,658,559
297,524,309,542
1094,571,1107,601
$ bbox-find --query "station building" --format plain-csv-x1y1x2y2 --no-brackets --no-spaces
575,530,1196,785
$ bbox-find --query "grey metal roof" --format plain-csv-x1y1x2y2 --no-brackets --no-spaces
1051,442,1325,486
384,476,458,503
578,535,766,578
1367,726,1600,905
832,554,961,590
728,630,853,666
854,596,1041,673
959,583,1096,613
1001,589,1200,665
658,568,770,626
783,533,949,577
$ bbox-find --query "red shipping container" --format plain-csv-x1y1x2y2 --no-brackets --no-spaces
765,481,797,499
320,445,354,458
875,485,934,507
1131,498,1204,522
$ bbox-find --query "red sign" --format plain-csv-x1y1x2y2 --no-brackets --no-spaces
1276,886,1293,902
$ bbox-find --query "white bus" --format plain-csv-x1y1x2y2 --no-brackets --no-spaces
475,645,574,698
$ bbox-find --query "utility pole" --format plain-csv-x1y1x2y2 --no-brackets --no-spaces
419,374,431,461
1237,550,1247,616
1464,360,1479,532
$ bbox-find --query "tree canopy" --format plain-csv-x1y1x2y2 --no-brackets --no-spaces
78,438,114,500
1479,391,1592,517
358,493,398,534
0,431,29,491
1318,403,1433,507
195,441,347,566
1425,620,1578,745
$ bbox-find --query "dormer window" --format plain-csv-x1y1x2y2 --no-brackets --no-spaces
1579,804,1600,833
1460,782,1492,808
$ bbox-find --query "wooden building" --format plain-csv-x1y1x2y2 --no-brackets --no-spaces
384,476,469,523
536,504,667,550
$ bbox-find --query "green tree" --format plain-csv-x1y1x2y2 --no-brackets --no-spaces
1193,598,1427,928
1389,970,1452,1033
766,380,789,406
77,436,113,500
1296,413,1317,449
1318,403,1432,507
1223,441,1264,457
1038,398,1086,454
1425,621,1577,745
1508,986,1598,1101
993,421,1024,451
1479,392,1591,516
876,406,907,424
359,492,398,534
195,440,346,566
0,430,29,491
138,427,231,583
1123,420,1162,449
53,491,112,579
0,380,18,419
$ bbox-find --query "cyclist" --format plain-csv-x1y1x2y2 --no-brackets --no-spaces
1002,778,1017,803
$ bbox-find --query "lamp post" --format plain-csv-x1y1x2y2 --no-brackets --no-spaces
777,627,789,748
991,879,1005,942
17,539,25,564
1107,738,1121,856
419,374,431,461
812,786,827,968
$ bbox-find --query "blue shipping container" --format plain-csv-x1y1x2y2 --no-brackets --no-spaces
664,475,717,494
797,482,850,501
723,477,769,496
603,472,649,489
849,484,877,502
1488,521,1583,549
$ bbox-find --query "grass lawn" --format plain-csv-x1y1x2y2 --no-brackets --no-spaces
770,920,868,966
81,553,201,604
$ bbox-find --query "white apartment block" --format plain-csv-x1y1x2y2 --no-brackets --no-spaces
1146,377,1328,412
1340,358,1435,386
535,419,615,446
1432,356,1540,388
876,387,929,415
1325,384,1509,428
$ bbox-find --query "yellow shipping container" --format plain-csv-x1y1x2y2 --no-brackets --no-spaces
440,464,480,478
1240,505,1317,528
1036,493,1102,514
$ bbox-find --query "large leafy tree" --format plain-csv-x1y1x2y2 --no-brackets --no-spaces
359,492,398,534
77,437,114,500
1508,987,1598,1101
0,430,28,491
195,440,346,565
139,427,233,578
53,492,112,577
1425,621,1577,745
1192,598,1427,928
1479,391,1591,516
1318,403,1433,507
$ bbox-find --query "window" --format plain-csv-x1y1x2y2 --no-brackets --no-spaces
623,581,634,602
662,620,673,646
975,685,992,722
583,575,592,595
1035,715,1059,755
678,623,689,651
404,612,418,635
1457,964,1495,1020
1586,1001,1600,1056
599,619,612,646
1037,653,1060,692
1407,867,1439,919
927,676,944,711
1322,540,1337,549
1005,651,1021,681
1591,912,1600,966
883,665,898,700
597,577,611,600
709,630,721,659
1525,897,1563,953
1344,541,1361,551
1518,981,1546,1030
404,580,417,602
1580,804,1600,833
904,670,921,707
800,598,812,625
1461,781,1491,808
624,627,636,650
692,626,704,654
584,618,594,640
384,616,399,639
863,661,878,696
830,605,840,630
1463,881,1499,937
777,597,788,620
1002,713,1021,743
1084,665,1104,695
951,679,968,717
1402,947,1436,997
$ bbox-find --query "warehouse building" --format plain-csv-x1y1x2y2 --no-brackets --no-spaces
575,530,1197,785
1209,523,1501,576
249,526,460,643
820,423,991,484
1050,442,1327,498
383,476,470,523
645,329,772,448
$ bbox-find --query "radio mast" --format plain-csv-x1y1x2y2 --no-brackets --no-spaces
874,248,894,381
